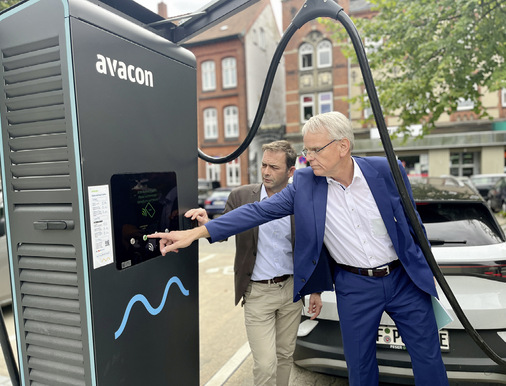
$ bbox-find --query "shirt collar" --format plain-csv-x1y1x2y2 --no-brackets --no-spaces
260,184,268,201
326,157,364,187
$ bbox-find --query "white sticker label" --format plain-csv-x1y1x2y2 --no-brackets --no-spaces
88,185,114,269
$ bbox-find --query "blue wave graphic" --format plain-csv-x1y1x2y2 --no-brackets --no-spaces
114,276,189,339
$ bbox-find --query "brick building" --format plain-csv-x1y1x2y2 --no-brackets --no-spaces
183,0,285,187
281,0,506,176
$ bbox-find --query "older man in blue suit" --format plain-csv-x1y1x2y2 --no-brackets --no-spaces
149,111,448,385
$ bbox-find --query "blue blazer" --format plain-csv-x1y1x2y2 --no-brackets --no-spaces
206,156,438,301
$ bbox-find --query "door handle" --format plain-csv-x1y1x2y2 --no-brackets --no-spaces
33,220,75,230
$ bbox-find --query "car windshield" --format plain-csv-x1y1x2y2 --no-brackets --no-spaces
417,202,504,247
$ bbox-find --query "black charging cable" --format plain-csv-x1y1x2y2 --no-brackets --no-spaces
199,0,506,370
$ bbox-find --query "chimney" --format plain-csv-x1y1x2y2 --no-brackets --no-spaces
158,1,168,18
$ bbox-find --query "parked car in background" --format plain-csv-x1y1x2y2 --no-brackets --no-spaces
294,178,506,384
204,187,233,218
198,179,220,207
470,173,506,198
487,177,506,213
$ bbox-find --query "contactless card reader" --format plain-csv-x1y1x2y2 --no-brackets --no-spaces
110,172,179,270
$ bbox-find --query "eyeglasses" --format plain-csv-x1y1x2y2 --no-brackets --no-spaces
301,139,338,158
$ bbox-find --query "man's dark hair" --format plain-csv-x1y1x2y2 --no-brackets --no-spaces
262,140,297,169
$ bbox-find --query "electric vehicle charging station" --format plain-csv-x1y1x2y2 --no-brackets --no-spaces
0,0,206,383
1,0,505,384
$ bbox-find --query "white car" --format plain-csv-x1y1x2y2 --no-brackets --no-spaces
294,177,506,384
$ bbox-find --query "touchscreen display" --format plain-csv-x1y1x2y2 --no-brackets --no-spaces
110,172,179,270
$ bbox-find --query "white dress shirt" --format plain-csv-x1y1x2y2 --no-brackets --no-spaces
324,158,399,268
251,185,293,281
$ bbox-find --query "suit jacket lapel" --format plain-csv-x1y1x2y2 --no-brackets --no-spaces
290,216,295,248
312,174,328,254
251,185,261,248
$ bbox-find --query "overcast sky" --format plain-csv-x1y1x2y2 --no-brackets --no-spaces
133,0,282,30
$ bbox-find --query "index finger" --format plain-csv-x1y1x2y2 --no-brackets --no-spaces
146,232,169,239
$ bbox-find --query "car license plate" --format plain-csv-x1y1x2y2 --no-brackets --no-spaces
376,325,450,352
213,200,225,206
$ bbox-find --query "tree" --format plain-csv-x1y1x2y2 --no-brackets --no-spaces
0,0,19,11
321,0,506,138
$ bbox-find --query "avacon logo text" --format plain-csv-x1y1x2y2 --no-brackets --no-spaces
95,54,153,87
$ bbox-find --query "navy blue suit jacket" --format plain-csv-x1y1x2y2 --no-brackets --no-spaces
206,156,437,301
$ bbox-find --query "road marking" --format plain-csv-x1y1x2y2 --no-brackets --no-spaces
205,266,234,275
199,254,216,263
204,341,251,386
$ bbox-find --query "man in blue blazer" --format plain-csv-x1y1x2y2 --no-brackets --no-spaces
149,112,448,385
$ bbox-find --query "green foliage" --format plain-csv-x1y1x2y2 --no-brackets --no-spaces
0,0,20,11
321,0,506,138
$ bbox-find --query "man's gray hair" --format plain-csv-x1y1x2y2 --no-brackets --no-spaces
262,140,297,169
301,112,355,150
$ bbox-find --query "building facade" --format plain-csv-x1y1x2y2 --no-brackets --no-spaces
183,0,286,187
281,0,506,177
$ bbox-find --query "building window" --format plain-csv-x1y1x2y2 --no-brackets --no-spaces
203,108,218,140
363,94,373,119
202,61,216,91
457,97,474,111
319,92,333,114
224,106,239,138
222,57,237,89
502,88,506,107
300,94,314,122
457,83,477,111
206,163,221,182
317,40,332,68
364,106,373,119
450,151,478,176
226,159,241,186
398,154,428,177
299,43,314,70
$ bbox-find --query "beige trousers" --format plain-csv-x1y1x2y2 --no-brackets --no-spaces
243,276,303,386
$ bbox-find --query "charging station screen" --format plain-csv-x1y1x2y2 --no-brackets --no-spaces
110,172,179,270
